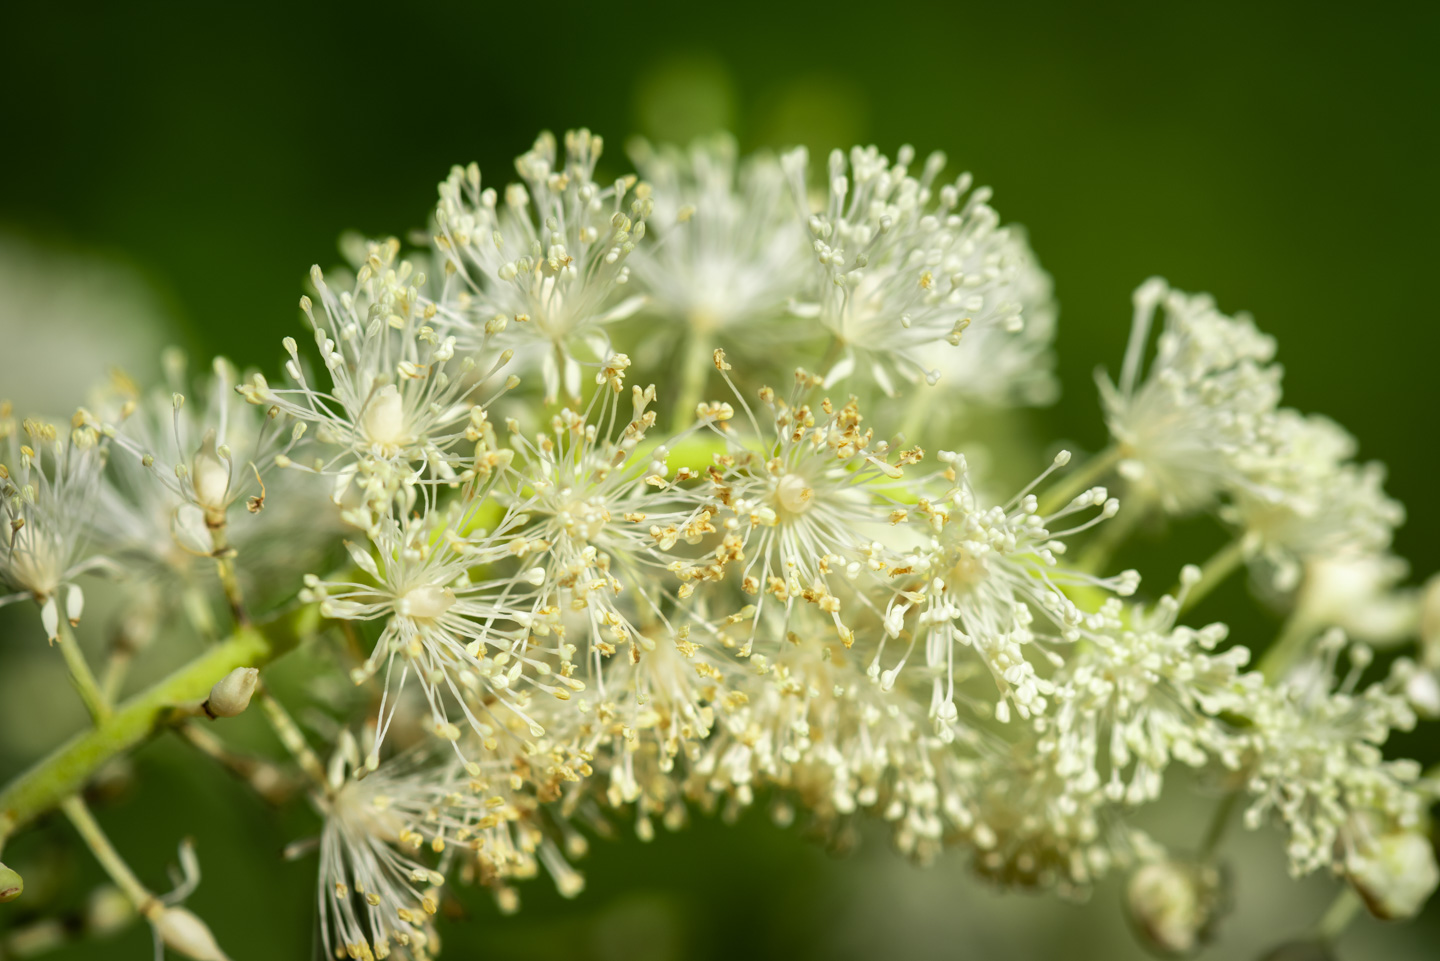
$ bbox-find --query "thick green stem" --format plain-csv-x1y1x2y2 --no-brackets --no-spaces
0,612,308,844
1177,537,1247,616
1038,445,1121,517
54,618,110,725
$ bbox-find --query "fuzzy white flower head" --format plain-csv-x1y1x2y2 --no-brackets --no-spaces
1228,411,1404,591
684,365,929,652
1291,551,1418,646
706,606,947,858
240,238,512,521
928,236,1059,409
434,130,649,401
782,144,1031,395
1099,278,1282,514
0,407,109,638
314,733,456,961
888,451,1138,731
1243,632,1426,876
98,352,310,555
502,380,709,677
301,496,560,767
627,134,809,338
1048,578,1254,810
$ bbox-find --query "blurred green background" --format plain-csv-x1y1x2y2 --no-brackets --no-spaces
1,2,1438,959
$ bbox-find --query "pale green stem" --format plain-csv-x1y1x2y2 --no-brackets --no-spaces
1075,494,1151,576
258,687,328,792
54,617,110,725
1197,788,1240,858
1038,445,1122,518
1258,610,1319,683
1176,537,1247,616
900,383,939,444
208,523,249,628
1315,887,1363,942
671,326,716,432
0,610,310,845
817,334,844,378
100,646,134,704
177,722,296,806
60,795,153,912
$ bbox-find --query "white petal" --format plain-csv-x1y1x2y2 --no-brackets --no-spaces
344,541,380,580
65,584,85,626
41,596,60,641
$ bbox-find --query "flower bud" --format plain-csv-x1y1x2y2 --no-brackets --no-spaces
204,667,259,719
1125,858,1225,956
191,448,230,514
1346,828,1440,920
86,884,135,934
153,906,232,961
0,862,22,902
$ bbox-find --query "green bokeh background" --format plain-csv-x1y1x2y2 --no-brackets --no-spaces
1,2,1437,959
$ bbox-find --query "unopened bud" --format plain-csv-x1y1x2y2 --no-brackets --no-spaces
153,906,232,961
0,862,22,902
204,668,259,719
86,884,135,934
1125,858,1226,956
1346,828,1440,920
191,433,230,513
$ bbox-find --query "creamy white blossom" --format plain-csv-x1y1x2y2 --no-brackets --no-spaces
783,144,1033,395
434,130,649,401
1227,410,1405,591
627,134,809,342
1099,278,1282,514
12,124,1438,960
0,406,109,637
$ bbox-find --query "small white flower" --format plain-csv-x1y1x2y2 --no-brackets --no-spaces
928,237,1059,409
1242,633,1426,876
434,130,649,401
0,407,110,637
1228,411,1404,591
302,497,554,765
627,134,809,340
782,144,1032,395
1290,551,1418,646
889,451,1138,730
241,239,509,520
1099,278,1282,514
686,368,929,650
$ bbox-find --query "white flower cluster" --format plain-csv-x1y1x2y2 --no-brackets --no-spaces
1102,278,1405,592
4,128,1435,961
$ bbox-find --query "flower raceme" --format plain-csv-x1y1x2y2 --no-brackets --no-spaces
2,126,1435,961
